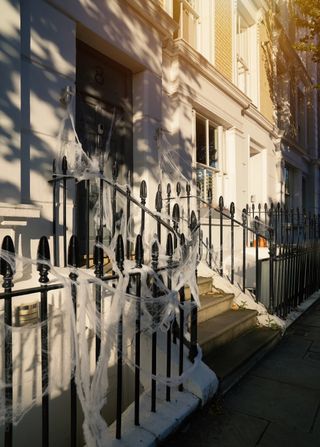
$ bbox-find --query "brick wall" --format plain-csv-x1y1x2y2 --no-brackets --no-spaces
215,0,233,81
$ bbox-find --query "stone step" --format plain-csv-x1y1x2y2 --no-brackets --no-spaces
185,276,212,300
204,326,282,394
198,292,234,323
198,309,258,355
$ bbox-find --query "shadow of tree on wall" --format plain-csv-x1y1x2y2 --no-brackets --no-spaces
0,0,203,262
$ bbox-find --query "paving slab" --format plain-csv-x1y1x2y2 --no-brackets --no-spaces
258,421,319,447
251,356,320,393
311,406,320,436
164,405,268,447
291,324,320,341
224,375,319,432
295,306,320,328
258,333,312,359
309,340,320,353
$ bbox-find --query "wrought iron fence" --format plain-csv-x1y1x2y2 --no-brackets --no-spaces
0,157,201,447
0,228,199,446
193,188,320,318
1,154,320,446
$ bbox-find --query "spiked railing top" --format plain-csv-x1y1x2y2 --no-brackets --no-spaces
219,195,224,209
190,210,197,232
166,183,171,196
37,236,50,282
68,235,80,268
135,234,144,267
242,208,247,223
140,180,147,200
230,202,235,215
115,234,125,271
52,159,57,175
0,235,15,277
176,182,181,197
166,233,173,257
207,188,212,203
37,236,50,262
155,186,162,212
186,183,191,195
172,203,180,225
62,156,68,175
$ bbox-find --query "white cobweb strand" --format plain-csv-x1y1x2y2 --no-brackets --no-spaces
0,110,203,446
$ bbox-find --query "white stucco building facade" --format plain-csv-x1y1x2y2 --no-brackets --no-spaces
0,0,318,258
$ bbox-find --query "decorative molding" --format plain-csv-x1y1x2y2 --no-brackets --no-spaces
164,38,274,133
125,0,178,40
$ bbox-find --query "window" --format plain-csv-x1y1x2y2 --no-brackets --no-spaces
196,115,218,168
235,1,259,105
297,87,306,148
173,0,199,48
284,164,294,208
195,113,220,202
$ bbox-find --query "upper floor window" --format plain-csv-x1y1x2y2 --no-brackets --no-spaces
173,0,199,48
297,87,307,148
235,1,259,105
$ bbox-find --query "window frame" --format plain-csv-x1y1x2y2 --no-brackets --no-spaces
195,112,219,171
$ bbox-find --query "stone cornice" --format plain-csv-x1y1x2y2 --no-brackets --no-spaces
125,0,178,40
244,104,275,135
164,38,275,134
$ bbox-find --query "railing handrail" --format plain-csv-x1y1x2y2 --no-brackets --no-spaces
50,173,182,237
193,195,269,241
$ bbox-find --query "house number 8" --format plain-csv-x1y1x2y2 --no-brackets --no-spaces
94,66,104,85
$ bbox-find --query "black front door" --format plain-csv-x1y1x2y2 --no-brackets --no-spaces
76,40,133,262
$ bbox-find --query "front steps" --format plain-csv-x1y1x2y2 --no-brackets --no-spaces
195,276,282,393
198,308,258,354
204,326,281,394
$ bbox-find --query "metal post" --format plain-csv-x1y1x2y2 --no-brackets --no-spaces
112,161,118,238
140,180,147,236
115,235,124,439
219,196,224,276
208,188,213,269
1,236,15,447
134,235,143,426
37,236,50,447
52,159,58,266
230,202,235,284
94,236,104,362
155,185,162,244
151,241,159,412
179,233,186,392
62,156,68,267
242,209,247,293
166,233,173,402
68,235,80,447
189,211,198,362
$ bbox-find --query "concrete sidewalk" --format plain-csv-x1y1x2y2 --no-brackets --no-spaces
164,300,320,447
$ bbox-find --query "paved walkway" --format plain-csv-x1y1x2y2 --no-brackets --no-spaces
165,300,320,447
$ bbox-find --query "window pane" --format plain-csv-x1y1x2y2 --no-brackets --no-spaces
196,116,206,164
208,124,217,168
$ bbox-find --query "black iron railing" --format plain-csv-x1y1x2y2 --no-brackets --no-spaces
0,224,199,446
2,154,320,447
1,156,202,446
191,188,320,318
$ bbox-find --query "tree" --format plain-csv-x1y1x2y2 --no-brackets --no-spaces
293,0,320,63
